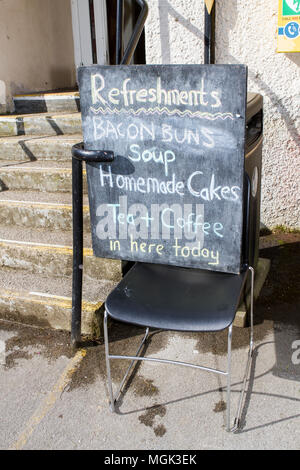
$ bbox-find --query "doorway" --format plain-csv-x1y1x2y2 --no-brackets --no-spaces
71,0,109,68
71,0,146,68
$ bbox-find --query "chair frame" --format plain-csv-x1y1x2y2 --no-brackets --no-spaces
103,265,254,433
103,172,255,432
72,149,255,432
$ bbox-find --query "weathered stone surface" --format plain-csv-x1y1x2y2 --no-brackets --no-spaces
0,288,102,335
0,134,82,161
0,95,115,335
13,91,80,114
0,165,87,193
0,240,122,282
0,199,90,231
0,112,82,137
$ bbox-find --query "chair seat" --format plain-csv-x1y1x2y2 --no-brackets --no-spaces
105,263,248,332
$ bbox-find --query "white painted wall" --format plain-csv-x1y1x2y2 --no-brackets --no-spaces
145,0,300,229
0,0,76,113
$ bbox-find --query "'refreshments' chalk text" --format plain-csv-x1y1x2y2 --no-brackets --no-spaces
91,74,222,108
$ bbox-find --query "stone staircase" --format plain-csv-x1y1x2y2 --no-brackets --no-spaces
0,91,121,335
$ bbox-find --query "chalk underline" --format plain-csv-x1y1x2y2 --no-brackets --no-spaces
90,106,235,121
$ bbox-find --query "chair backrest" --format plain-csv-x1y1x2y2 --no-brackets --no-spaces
79,64,248,274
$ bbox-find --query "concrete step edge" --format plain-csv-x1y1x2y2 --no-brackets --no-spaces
0,223,91,246
0,238,121,282
0,199,90,231
13,90,80,99
0,165,87,193
0,238,93,255
0,112,82,137
0,198,89,211
0,166,74,173
0,286,100,311
0,111,81,119
0,189,89,205
0,135,82,161
13,96,81,115
0,287,102,335
0,198,68,207
0,133,82,141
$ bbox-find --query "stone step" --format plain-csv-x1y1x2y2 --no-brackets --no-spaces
0,224,91,247
0,160,87,193
13,90,80,114
0,111,82,137
0,268,114,335
0,236,121,282
0,191,90,231
0,134,82,161
0,188,89,204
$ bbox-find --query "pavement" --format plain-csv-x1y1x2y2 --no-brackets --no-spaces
0,230,299,450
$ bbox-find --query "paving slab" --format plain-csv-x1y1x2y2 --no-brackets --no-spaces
1,318,299,450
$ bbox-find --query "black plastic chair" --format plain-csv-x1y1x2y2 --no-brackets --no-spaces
103,175,255,433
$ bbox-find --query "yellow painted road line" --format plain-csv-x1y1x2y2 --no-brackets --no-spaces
9,349,87,450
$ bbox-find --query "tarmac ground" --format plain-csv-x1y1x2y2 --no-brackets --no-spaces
0,230,299,450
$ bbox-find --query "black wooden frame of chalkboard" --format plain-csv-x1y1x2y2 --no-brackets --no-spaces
78,64,248,275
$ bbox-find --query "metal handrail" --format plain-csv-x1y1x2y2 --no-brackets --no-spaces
121,0,148,65
71,1,148,347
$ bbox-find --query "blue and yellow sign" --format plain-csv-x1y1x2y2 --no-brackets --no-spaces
278,0,300,52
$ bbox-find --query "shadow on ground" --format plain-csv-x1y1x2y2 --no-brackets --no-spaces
1,230,299,396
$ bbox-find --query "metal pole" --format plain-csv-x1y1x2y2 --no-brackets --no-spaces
71,156,83,348
116,0,124,65
226,324,233,432
71,145,114,347
121,0,149,65
71,2,148,346
204,1,215,64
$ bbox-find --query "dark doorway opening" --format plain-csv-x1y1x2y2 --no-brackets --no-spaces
106,0,146,65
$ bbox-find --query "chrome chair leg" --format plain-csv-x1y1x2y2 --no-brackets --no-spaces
103,266,255,430
226,324,233,432
249,266,255,355
104,309,150,412
113,327,150,403
232,265,255,432
104,309,115,412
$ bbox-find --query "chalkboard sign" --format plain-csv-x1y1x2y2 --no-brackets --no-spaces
78,65,247,274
